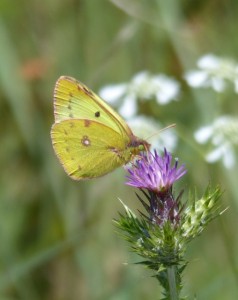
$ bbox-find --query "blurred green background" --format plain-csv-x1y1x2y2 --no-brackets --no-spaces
0,0,238,299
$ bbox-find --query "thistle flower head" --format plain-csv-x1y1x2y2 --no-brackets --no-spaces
115,147,223,297
126,149,186,193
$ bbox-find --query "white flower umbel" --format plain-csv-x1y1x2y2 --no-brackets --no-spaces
99,83,127,104
195,116,238,168
99,71,180,119
185,54,238,93
128,72,180,105
128,115,177,152
154,75,180,104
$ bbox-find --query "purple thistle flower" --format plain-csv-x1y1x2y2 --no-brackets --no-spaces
126,149,186,193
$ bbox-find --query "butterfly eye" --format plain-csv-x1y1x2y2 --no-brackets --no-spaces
95,111,100,117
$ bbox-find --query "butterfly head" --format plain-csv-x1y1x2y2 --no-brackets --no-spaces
128,135,150,156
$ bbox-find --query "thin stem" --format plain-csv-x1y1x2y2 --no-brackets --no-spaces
167,265,179,300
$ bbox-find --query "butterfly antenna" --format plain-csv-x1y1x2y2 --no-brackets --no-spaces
146,123,176,141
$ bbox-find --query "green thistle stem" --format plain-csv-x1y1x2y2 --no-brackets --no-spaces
167,266,178,300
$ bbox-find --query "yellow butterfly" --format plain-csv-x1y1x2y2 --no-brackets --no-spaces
51,76,150,180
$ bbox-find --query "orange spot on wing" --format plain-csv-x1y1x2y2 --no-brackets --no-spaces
84,119,91,127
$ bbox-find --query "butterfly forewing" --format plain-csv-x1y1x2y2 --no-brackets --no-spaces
54,76,132,138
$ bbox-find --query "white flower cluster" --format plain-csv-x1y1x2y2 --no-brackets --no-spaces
99,71,180,151
185,54,238,93
99,71,180,119
195,116,238,168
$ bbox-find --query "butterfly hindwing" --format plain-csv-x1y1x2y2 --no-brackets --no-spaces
51,119,131,180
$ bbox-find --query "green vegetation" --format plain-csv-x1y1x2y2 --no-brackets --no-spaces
0,1,238,299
